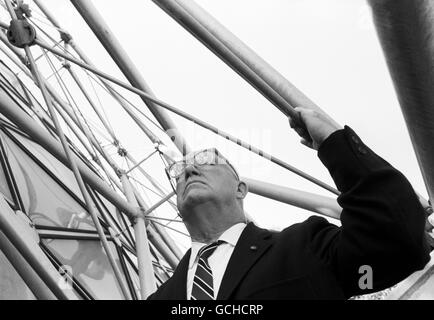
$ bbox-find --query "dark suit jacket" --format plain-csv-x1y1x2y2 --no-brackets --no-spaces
149,126,430,299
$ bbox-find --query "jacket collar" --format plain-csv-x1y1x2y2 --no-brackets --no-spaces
216,222,274,299
188,222,247,269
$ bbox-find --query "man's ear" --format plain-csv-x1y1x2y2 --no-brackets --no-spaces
236,180,248,200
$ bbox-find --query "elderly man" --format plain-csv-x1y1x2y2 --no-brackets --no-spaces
148,107,430,300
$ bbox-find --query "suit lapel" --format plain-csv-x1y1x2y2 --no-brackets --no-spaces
217,223,273,299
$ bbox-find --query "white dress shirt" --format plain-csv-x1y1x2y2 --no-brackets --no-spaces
186,222,247,299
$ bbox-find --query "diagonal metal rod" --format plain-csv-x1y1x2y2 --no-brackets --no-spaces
86,71,165,133
125,149,158,175
152,220,189,238
3,0,131,299
63,61,118,144
70,0,189,155
244,177,341,220
129,174,176,206
32,40,62,62
145,216,183,224
36,39,339,195
141,191,176,217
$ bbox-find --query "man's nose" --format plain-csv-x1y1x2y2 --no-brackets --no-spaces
184,163,200,179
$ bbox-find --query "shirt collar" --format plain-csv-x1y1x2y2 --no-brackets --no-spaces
188,222,247,269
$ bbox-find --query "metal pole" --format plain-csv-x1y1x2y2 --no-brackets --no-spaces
70,0,190,155
152,0,323,119
132,186,182,265
368,0,434,201
244,177,341,220
147,224,179,269
53,105,96,159
120,174,156,299
139,171,344,228
142,191,175,216
0,197,70,299
0,231,56,300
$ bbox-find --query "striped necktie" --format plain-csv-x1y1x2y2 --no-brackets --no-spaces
191,240,224,300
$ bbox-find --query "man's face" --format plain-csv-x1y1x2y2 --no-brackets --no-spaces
173,151,240,219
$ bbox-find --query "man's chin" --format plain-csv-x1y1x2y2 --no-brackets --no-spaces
179,189,212,211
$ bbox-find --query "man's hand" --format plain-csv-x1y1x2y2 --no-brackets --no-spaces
289,107,343,151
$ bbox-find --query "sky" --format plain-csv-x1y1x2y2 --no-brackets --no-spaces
0,0,428,251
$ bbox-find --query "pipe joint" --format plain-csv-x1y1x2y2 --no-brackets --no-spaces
7,18,36,48
62,61,71,69
117,146,128,157
60,31,72,44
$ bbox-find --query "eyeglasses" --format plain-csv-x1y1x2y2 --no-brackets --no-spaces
166,148,239,182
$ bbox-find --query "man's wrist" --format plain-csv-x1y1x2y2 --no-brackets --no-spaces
317,128,345,155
